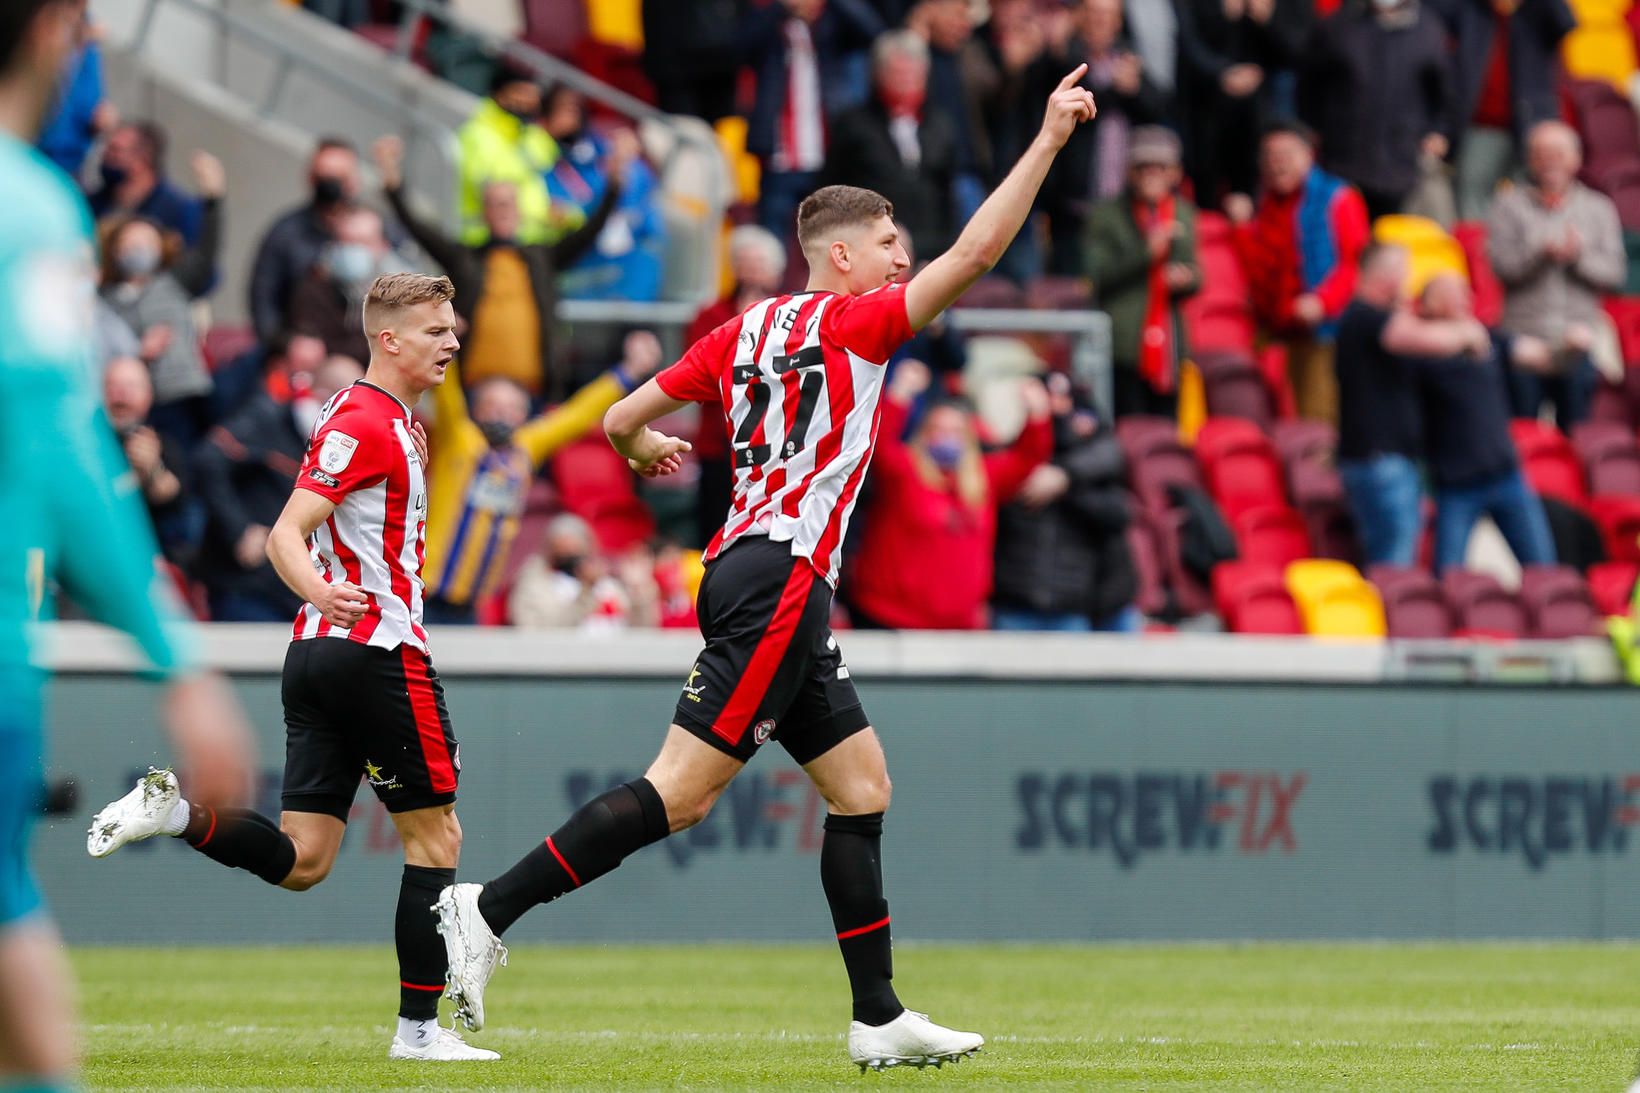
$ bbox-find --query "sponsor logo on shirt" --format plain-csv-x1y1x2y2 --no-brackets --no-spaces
308,468,340,488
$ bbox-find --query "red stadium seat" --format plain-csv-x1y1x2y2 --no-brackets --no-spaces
1588,560,1639,614
1130,446,1203,511
1232,505,1312,568
1116,415,1180,461
1591,494,1640,562
1517,564,1601,638
1197,350,1277,430
1442,569,1528,639
1370,566,1455,639
1154,506,1216,617
1510,419,1589,505
522,0,589,58
957,277,1025,309
1126,504,1170,617
551,436,655,552
1228,581,1305,634
1452,221,1504,327
1290,462,1361,564
1591,379,1633,428
1210,559,1284,618
1573,420,1640,494
1197,419,1287,520
202,325,258,372
1604,296,1640,367
1270,419,1337,472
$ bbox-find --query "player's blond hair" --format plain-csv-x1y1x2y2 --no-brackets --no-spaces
361,273,456,339
796,186,895,259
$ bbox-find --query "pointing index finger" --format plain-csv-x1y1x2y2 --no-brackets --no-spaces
1056,63,1088,92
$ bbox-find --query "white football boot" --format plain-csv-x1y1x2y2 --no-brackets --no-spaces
87,767,183,858
847,1009,985,1071
433,882,507,1032
387,1026,500,1061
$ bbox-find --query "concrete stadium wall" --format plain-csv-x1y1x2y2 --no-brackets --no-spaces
32,625,1640,944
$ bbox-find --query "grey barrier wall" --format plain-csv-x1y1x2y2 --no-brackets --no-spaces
31,624,1640,944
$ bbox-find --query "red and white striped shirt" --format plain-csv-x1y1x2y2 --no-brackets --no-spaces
657,283,913,585
290,381,430,652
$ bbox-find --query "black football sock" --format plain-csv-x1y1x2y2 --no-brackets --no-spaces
821,812,903,1026
478,778,669,936
397,864,456,1020
182,806,296,887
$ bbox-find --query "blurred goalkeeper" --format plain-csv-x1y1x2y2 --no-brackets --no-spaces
0,1,255,1090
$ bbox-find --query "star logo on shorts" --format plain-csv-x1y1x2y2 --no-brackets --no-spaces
364,760,401,789
683,664,706,701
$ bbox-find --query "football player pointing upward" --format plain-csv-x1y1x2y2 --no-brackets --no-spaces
435,68,1097,1072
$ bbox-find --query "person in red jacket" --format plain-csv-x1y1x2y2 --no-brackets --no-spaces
1226,121,1370,426
845,359,1053,629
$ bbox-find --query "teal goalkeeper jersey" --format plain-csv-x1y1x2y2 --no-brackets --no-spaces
0,132,194,715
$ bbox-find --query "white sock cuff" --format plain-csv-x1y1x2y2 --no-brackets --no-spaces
162,798,190,837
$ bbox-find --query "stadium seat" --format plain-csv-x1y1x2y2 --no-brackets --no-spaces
1518,564,1602,638
1591,493,1640,561
1510,419,1589,506
522,0,589,58
202,325,258,371
1116,415,1180,460
1130,443,1203,511
1573,420,1640,494
1027,276,1093,311
957,277,1025,309
1154,507,1216,617
1183,213,1257,354
1373,215,1467,295
552,436,655,552
1233,505,1312,568
1568,0,1631,26
1568,79,1640,184
1563,22,1639,89
1126,504,1170,617
1588,560,1639,614
1442,569,1529,638
1212,561,1305,634
1271,419,1337,472
1185,303,1258,355
1368,566,1454,638
1591,378,1633,427
1286,560,1385,638
1289,461,1361,563
1602,296,1640,366
1196,419,1288,520
1197,351,1277,430
1210,559,1283,618
1451,221,1504,327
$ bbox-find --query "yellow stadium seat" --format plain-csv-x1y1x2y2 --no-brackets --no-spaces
1285,559,1362,607
1304,584,1389,639
681,550,706,602
1563,23,1639,89
587,0,643,50
1569,0,1630,25
1373,215,1468,294
1177,360,1206,444
715,116,762,206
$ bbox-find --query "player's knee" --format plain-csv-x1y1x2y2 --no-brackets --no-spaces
823,770,891,815
662,786,720,833
281,857,333,891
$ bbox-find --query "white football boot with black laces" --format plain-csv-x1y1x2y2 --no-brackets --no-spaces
86,767,182,858
848,1009,985,1071
433,882,507,1031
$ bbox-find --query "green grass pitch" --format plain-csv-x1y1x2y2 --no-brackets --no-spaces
73,943,1640,1090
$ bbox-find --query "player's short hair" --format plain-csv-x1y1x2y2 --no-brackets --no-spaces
0,0,73,75
796,186,895,257
361,273,455,340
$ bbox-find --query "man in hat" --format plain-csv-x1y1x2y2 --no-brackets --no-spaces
1083,125,1200,418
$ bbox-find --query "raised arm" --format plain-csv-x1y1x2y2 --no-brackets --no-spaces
171,151,225,298
1381,308,1491,359
903,65,1096,332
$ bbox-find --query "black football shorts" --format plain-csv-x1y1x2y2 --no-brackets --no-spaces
280,638,460,818
673,536,870,765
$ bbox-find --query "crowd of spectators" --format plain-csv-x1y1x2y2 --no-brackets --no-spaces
46,0,1640,635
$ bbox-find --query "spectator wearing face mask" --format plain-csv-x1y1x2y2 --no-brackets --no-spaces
376,134,626,399
457,68,560,246
98,150,225,447
247,136,365,342
685,224,790,547
103,355,198,569
87,121,202,245
192,353,365,621
420,331,665,625
285,205,415,365
508,515,662,630
541,87,667,303
844,360,1054,630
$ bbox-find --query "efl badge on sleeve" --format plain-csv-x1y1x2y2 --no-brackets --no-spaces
318,432,358,475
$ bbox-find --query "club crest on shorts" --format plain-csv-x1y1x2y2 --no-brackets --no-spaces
753,719,776,745
318,431,358,474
